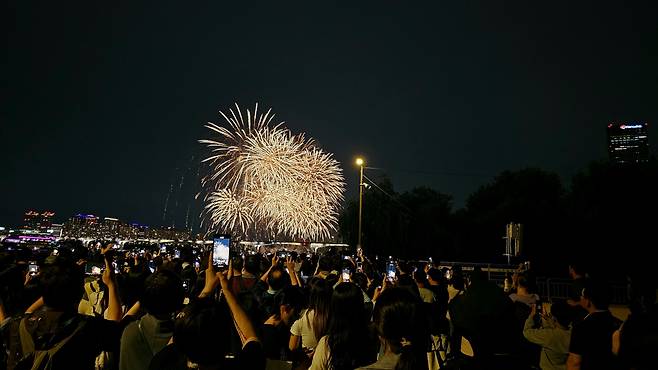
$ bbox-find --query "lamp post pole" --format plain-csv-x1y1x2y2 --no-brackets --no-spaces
356,158,365,249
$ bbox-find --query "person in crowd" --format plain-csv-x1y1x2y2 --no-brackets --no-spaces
523,300,572,370
395,274,422,301
427,268,450,335
254,255,291,322
448,267,518,366
357,287,430,370
309,282,377,370
566,279,621,370
229,254,259,295
314,255,333,279
1,246,124,370
149,251,265,370
261,286,305,360
119,269,185,370
612,272,657,370
566,262,588,320
289,277,332,355
446,267,465,303
509,274,540,307
412,269,435,304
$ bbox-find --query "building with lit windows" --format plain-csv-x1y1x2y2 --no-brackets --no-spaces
607,123,650,163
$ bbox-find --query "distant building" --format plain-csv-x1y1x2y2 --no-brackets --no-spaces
23,210,55,231
607,123,650,163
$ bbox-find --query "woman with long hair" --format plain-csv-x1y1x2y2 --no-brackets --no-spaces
309,282,377,370
359,287,430,370
289,277,332,353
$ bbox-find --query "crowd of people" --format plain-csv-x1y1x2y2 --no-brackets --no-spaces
0,241,656,370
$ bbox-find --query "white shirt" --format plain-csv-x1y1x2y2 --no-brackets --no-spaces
290,309,318,350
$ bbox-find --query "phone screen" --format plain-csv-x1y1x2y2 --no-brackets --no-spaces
342,268,351,282
28,264,38,275
386,261,396,280
212,235,230,268
356,261,363,272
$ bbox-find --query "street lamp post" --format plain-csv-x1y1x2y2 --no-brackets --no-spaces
356,157,365,250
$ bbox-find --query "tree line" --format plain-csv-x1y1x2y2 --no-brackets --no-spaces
339,159,658,277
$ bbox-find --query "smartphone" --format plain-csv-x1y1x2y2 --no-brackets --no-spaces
182,279,190,291
28,263,39,275
212,234,230,268
386,261,396,280
194,261,200,269
342,267,351,282
85,263,103,275
356,261,363,272
160,245,167,253
174,249,181,259
343,255,349,260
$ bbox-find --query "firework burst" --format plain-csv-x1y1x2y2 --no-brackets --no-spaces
199,103,345,240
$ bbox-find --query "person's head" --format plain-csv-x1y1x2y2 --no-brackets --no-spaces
396,274,421,299
325,273,339,287
351,271,369,291
427,268,444,286
549,300,573,329
318,255,333,273
307,277,333,340
267,266,290,291
142,269,185,318
173,298,231,367
244,254,260,275
580,279,610,311
275,286,305,326
327,282,374,370
516,274,531,293
231,255,244,273
413,269,429,287
39,256,84,311
569,262,586,279
373,288,430,370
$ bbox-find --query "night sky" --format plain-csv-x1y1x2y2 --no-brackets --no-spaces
3,1,657,228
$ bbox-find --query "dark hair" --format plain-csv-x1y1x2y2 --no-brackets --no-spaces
374,288,430,370
427,268,444,284
318,255,333,272
307,277,332,341
582,279,610,310
351,272,369,291
327,283,376,370
325,273,339,288
274,286,305,320
396,274,421,299
267,266,290,291
244,255,260,275
232,255,244,272
413,269,429,286
549,300,573,328
174,298,231,366
39,257,84,311
142,269,185,317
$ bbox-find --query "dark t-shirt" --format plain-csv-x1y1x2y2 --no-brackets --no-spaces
569,310,621,370
1,310,125,370
149,340,266,370
260,323,292,360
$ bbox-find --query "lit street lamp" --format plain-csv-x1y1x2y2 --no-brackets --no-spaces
356,157,365,250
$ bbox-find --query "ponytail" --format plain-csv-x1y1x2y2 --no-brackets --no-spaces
395,338,428,370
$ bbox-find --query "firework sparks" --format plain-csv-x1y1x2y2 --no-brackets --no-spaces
199,103,345,240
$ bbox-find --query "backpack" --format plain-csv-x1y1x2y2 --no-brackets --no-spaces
14,316,86,370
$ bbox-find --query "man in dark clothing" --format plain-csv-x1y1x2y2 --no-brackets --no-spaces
567,280,621,370
1,249,125,370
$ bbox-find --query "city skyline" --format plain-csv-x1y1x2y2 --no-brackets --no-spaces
4,1,657,228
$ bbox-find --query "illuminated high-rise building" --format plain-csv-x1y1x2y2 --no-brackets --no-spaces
607,123,649,163
23,210,55,230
